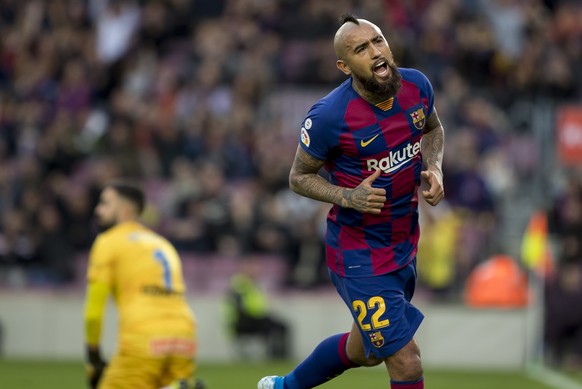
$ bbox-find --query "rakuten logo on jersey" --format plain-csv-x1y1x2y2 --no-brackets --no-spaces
367,141,421,174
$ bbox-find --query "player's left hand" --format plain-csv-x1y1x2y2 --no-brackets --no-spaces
86,348,107,389
86,361,106,389
421,169,444,206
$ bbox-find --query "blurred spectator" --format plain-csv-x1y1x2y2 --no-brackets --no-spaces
442,130,498,285
0,0,578,300
92,0,140,64
0,209,36,287
481,0,526,60
549,175,582,265
223,258,290,359
417,200,461,299
545,262,582,368
30,204,75,285
545,174,582,367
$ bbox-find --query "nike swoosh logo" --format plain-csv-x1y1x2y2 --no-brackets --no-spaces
360,134,379,147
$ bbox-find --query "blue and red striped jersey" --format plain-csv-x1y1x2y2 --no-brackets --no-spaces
298,68,435,277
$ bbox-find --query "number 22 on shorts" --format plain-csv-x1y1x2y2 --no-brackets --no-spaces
352,296,390,331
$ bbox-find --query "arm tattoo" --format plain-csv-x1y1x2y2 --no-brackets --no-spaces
290,146,351,207
341,186,372,209
291,147,324,176
424,108,441,133
340,188,353,208
422,110,444,171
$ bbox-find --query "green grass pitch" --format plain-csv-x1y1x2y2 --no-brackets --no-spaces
0,359,567,389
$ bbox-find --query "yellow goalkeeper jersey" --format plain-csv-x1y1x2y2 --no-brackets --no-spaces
87,221,195,336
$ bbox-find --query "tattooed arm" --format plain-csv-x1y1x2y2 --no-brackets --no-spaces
420,109,445,206
289,146,386,215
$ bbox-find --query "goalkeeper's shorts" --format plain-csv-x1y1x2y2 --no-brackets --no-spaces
99,336,196,389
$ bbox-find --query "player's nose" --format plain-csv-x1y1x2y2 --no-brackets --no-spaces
370,43,381,58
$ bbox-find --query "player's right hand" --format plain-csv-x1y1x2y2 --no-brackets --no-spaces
345,168,386,214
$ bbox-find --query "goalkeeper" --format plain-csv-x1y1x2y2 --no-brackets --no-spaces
84,181,205,389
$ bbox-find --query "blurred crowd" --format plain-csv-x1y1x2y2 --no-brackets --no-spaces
545,173,582,367
0,0,581,293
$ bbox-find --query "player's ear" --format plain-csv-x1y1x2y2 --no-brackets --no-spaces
336,60,351,76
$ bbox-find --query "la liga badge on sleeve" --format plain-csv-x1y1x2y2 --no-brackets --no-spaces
301,127,310,147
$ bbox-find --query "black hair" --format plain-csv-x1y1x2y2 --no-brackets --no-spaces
106,180,146,214
338,13,359,26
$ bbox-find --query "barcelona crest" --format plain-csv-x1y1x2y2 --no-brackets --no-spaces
369,331,385,348
410,108,426,130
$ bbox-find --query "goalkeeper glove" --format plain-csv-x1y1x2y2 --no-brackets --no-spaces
86,346,107,389
163,377,207,389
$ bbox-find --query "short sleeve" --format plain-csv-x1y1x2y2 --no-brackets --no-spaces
87,235,114,285
419,71,435,117
298,100,339,161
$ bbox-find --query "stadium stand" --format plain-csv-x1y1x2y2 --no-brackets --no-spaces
0,0,580,306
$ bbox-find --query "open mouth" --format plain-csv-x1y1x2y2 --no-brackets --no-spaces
373,60,389,77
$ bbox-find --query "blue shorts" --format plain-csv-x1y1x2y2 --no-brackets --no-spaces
329,259,424,358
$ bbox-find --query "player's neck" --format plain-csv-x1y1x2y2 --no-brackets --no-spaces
116,215,139,225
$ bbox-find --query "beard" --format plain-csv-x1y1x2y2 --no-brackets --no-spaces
353,62,402,100
95,217,115,232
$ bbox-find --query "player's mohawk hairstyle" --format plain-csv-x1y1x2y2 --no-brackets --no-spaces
338,13,359,26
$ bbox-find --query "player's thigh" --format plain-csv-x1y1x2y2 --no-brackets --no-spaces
99,353,163,389
329,263,424,360
346,321,383,366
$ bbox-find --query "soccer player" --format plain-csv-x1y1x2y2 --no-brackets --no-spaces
258,13,444,389
84,181,202,389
